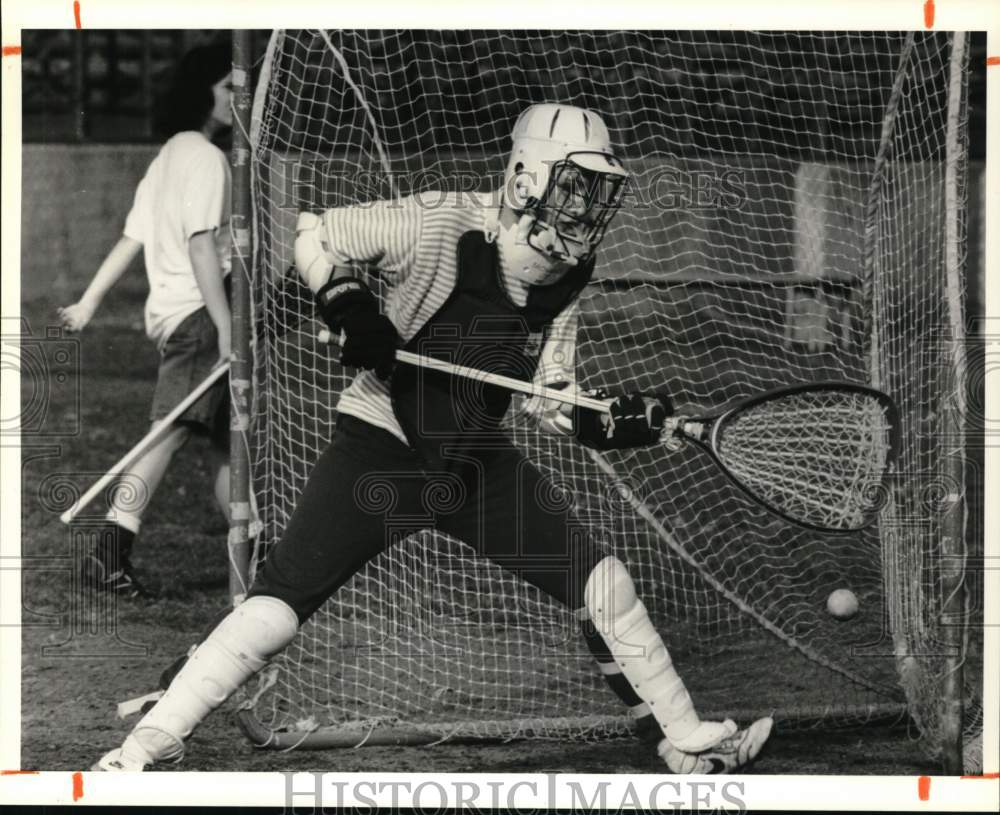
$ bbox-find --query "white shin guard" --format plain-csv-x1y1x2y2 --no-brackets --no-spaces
126,595,299,765
584,556,728,752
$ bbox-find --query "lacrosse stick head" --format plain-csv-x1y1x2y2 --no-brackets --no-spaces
676,383,900,533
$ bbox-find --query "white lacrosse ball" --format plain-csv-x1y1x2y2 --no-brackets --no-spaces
826,588,859,620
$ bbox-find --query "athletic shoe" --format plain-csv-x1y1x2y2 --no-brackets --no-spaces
77,521,152,598
81,552,152,599
91,746,149,772
92,730,182,772
658,716,773,774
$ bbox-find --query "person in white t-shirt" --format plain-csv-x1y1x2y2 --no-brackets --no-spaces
59,43,234,598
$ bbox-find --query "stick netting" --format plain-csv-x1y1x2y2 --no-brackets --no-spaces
710,387,896,531
242,30,976,763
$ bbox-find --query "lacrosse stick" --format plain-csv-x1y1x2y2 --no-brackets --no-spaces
59,270,325,526
316,328,611,411
59,362,230,524
659,382,900,532
318,330,898,533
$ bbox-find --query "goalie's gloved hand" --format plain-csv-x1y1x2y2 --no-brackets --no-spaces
575,390,673,450
316,276,399,380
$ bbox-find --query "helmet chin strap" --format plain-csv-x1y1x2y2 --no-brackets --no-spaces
488,200,593,290
488,206,576,286
513,209,580,267
516,212,533,242
483,206,501,245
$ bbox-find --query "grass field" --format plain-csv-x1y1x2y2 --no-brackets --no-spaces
16,283,936,774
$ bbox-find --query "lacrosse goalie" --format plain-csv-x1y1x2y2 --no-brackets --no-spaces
94,104,772,773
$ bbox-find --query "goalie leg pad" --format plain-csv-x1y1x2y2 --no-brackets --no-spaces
128,595,298,764
584,556,731,752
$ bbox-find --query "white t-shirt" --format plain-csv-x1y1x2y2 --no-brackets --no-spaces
124,131,231,349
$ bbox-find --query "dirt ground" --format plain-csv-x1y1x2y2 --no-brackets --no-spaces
16,288,936,775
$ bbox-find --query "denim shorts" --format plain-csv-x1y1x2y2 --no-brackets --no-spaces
150,307,229,449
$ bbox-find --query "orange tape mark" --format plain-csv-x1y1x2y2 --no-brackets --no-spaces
73,1,82,29
1,770,40,775
961,772,1000,779
923,0,935,28
917,775,931,801
986,57,1000,67
2,46,22,56
72,771,84,801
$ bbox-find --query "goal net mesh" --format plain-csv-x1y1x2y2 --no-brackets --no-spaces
241,30,977,762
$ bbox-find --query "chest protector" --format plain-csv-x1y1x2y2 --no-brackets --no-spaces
391,230,593,468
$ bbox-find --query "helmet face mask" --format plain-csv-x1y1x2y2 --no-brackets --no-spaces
528,154,627,264
501,105,629,272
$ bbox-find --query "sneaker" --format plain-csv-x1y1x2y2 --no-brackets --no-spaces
91,747,149,772
92,730,182,772
658,716,773,774
78,522,152,599
81,552,152,599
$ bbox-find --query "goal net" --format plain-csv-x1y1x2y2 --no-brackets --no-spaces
237,30,978,768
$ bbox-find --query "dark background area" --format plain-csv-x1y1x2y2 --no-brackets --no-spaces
22,30,987,160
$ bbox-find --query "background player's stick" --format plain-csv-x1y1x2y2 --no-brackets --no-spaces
59,271,322,526
317,331,897,532
59,362,230,524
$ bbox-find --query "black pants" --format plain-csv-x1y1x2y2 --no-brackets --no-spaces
249,415,606,624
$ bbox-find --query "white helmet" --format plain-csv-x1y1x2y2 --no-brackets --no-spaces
497,104,629,275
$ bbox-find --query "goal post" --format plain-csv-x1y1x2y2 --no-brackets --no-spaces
861,31,975,775
229,28,254,604
939,32,971,777
231,30,978,771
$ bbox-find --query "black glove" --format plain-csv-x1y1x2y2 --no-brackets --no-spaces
575,390,673,450
316,276,399,380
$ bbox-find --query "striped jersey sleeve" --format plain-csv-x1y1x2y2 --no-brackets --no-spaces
331,191,491,444
321,195,422,283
